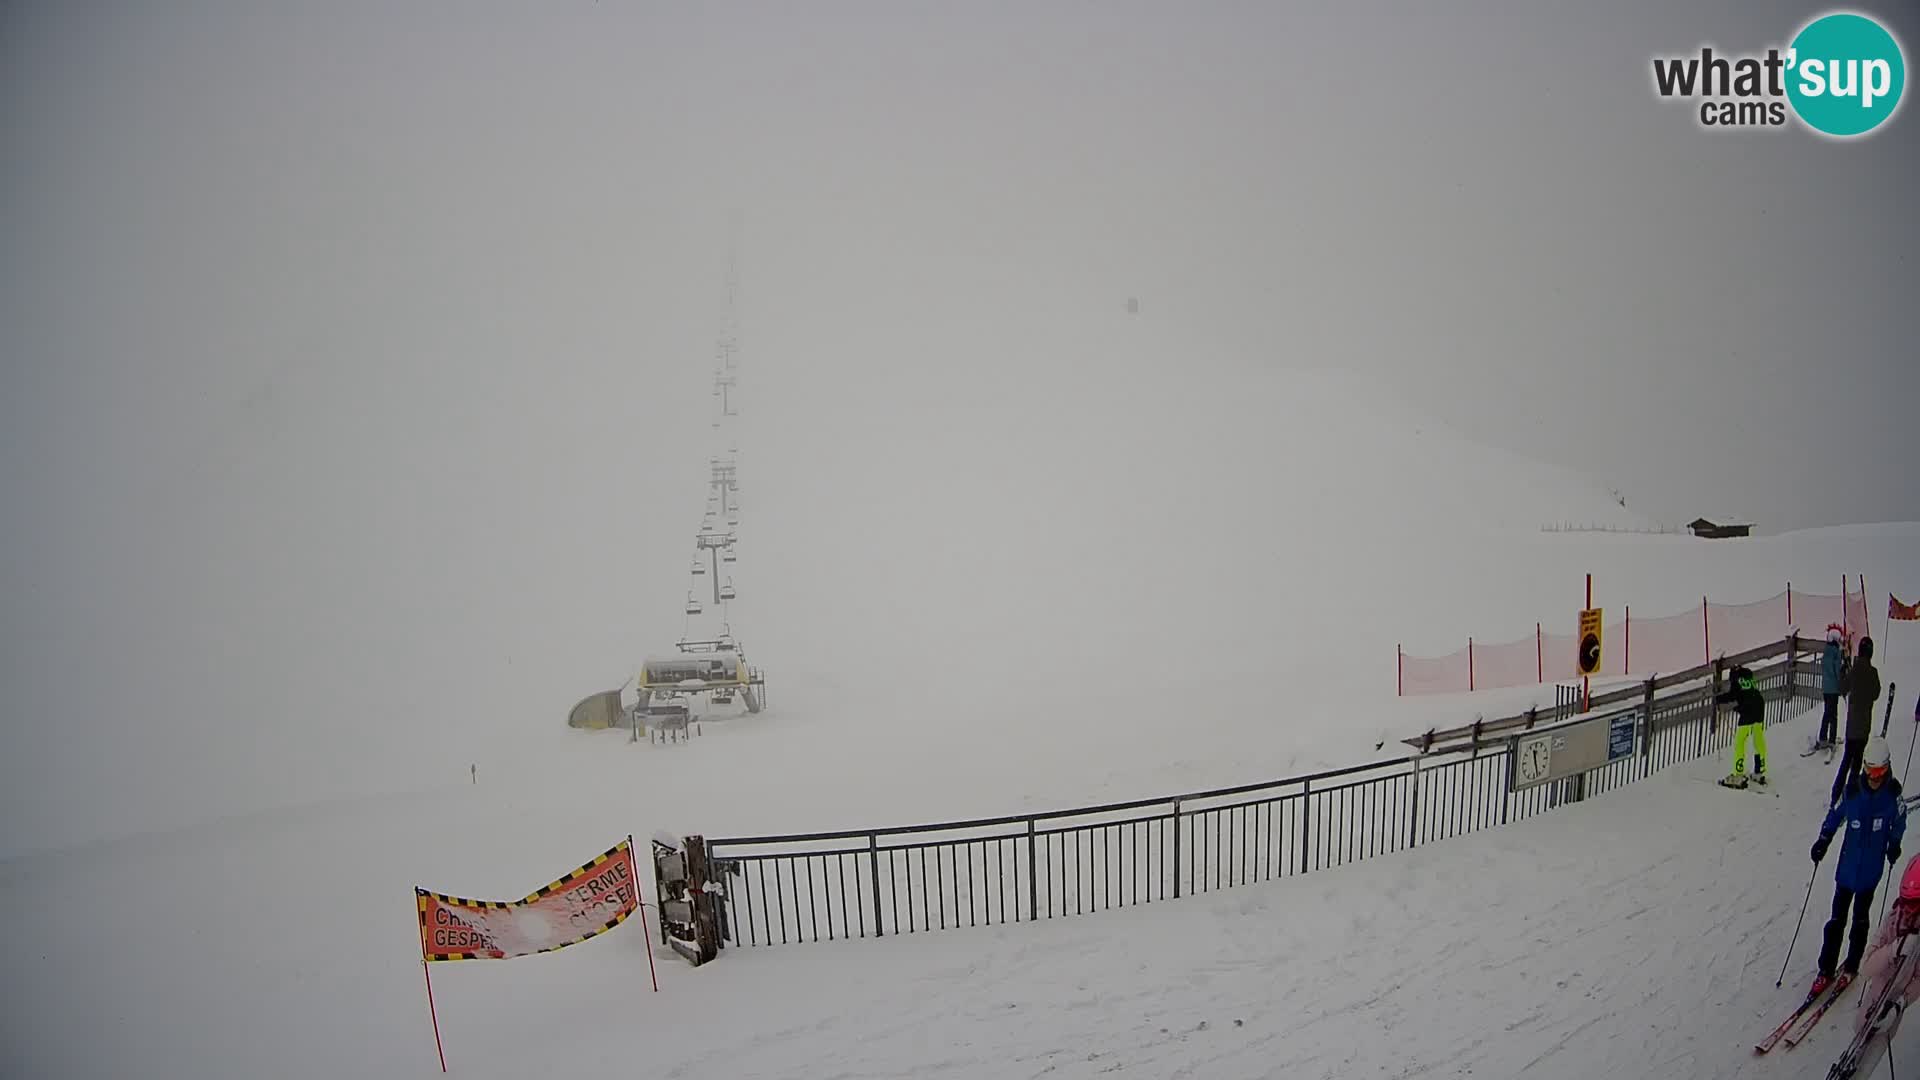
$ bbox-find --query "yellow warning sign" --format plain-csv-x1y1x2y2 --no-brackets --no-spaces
1577,608,1604,677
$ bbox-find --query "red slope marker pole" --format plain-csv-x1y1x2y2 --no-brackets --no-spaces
632,836,660,992
421,948,447,1072
1844,573,1852,645
1584,574,1592,712
639,903,661,992
1703,595,1712,666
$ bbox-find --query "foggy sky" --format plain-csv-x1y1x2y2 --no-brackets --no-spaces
2,1,1915,855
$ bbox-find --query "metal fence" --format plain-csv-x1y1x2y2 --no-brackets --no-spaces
708,638,1821,948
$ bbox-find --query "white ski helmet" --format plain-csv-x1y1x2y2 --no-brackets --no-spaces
1864,737,1893,778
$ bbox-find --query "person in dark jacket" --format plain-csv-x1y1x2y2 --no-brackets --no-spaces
1812,736,1907,990
1820,629,1849,748
1717,665,1768,787
1833,637,1884,805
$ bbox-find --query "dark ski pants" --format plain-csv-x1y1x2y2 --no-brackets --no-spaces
1820,883,1878,976
1834,739,1867,806
1821,694,1841,744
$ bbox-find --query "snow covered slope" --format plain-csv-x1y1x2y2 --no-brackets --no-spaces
10,696,1920,1078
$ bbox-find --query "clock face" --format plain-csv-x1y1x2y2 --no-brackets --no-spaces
1516,734,1552,785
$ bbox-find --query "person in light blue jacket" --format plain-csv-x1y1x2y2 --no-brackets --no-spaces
1820,628,1849,748
1811,736,1907,989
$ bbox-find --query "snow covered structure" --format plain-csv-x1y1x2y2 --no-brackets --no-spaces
637,649,765,717
1690,516,1755,539
650,832,727,966
565,689,626,730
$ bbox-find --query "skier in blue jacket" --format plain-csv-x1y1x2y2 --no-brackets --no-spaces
1820,628,1849,749
1812,736,1908,992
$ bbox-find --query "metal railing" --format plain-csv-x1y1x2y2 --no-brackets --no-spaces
708,636,1821,947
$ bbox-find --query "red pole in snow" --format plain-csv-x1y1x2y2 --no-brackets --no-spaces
631,836,660,992
1703,595,1712,664
1584,574,1593,711
1625,605,1631,674
1862,574,1873,643
1397,645,1403,697
1536,622,1543,683
1788,582,1793,627
421,954,447,1072
1468,638,1475,692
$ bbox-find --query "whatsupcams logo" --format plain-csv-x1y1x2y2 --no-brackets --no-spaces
1651,11,1906,137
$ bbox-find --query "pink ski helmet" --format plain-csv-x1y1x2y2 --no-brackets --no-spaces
1896,858,1920,935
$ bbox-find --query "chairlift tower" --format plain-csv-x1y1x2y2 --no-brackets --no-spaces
629,233,768,735
694,528,734,603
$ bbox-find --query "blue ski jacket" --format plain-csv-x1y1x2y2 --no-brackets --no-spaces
1821,776,1908,894
1823,641,1847,695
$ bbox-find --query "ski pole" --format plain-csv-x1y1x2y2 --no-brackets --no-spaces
1781,862,1820,987
1895,684,1908,778
1885,684,1907,923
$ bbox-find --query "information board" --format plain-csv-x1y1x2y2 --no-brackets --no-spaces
1508,706,1640,793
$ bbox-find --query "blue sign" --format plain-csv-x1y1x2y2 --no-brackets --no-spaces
1608,710,1637,761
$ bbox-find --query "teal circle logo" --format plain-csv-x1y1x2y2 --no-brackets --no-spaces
1786,12,1906,137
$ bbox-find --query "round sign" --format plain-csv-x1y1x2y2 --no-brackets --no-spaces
1578,632,1602,675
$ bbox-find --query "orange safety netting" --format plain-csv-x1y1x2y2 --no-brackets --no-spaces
1399,586,1868,695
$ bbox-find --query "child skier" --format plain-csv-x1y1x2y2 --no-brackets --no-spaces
1819,627,1848,751
1811,737,1907,991
1718,664,1769,788
1828,857,1920,1078
1856,856,1920,1021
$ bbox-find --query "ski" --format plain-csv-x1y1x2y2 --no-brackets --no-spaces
1827,941,1916,1077
1757,985,1830,1054
1783,973,1853,1048
1703,777,1777,796
1826,983,1904,1078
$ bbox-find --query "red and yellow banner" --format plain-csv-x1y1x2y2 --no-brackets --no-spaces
417,839,640,961
1891,595,1920,622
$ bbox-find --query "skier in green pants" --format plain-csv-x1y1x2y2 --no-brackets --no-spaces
1719,664,1768,788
